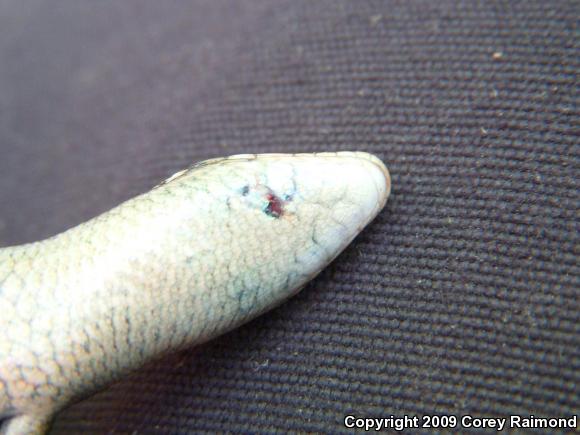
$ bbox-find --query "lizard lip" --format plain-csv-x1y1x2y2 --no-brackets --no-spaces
332,151,391,208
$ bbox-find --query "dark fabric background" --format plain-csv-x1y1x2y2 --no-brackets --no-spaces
0,1,578,433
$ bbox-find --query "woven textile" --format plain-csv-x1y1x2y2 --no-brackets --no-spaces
0,1,577,433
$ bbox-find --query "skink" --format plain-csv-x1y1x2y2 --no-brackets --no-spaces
0,152,391,434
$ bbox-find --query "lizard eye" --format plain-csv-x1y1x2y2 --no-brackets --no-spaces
264,193,283,218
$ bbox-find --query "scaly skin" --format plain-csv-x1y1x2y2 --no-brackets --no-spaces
0,152,390,434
